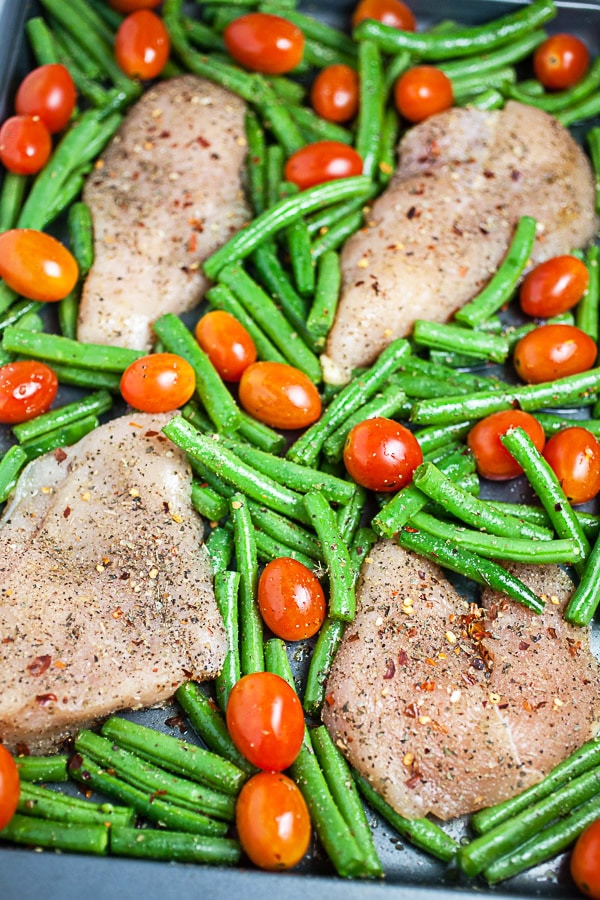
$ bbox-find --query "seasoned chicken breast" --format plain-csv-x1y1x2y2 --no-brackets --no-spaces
78,75,250,351
323,101,597,383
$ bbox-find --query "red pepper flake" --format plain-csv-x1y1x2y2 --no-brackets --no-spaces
35,693,57,706
405,772,424,789
404,702,418,718
348,633,360,643
188,232,198,253
383,659,396,680
165,714,187,733
547,627,558,639
27,655,51,677
519,641,530,651
398,648,409,666
325,693,335,707
54,447,67,462
63,506,71,519
196,135,210,148
418,680,435,692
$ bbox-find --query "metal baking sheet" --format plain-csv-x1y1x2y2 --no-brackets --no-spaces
0,1,599,898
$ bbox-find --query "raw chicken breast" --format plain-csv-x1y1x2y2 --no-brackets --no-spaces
78,75,250,351
323,101,597,383
322,541,600,820
0,413,226,753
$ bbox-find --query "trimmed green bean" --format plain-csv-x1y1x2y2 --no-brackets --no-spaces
303,617,346,716
183,16,225,52
283,201,316,299
509,56,600,114
288,104,353,145
0,444,28,504
564,529,600,626
244,109,266,215
191,482,229,521
2,326,142,372
413,321,510,363
556,91,600,127
303,491,355,622
0,172,28,232
18,782,134,827
576,243,599,341
68,201,94,276
349,525,377,578
439,29,546,79
306,250,341,351
589,127,600,214
248,501,323,561
355,40,384,180
252,242,308,327
16,754,68,783
205,525,233,574
311,208,365,260
45,362,122,392
231,492,264,675
110,825,241,865
383,50,411,97
238,411,286,454
21,415,99,461
0,300,43,333
258,95,304,155
323,383,409,463
12,390,112,443
252,523,317,569
205,283,288,365
0,813,108,855
378,105,400,183
25,16,61,65
452,65,517,102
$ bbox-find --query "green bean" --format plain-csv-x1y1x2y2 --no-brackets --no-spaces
62,0,116,46
0,172,28,232
485,498,600,543
231,492,264,675
556,91,600,127
57,289,79,340
0,283,19,317
110,825,241,865
311,208,365,260
281,186,316,299
87,0,124,30
16,754,68,783
323,383,409,463
303,617,346,716
183,16,225,52
67,201,94,276
2,326,142,371
45,362,122,392
205,283,288,365
191,482,229,521
258,95,304,155
303,491,355,622
306,182,379,236
413,321,510,363
439,29,547,80
383,50,412,97
244,109,266,215
460,88,505,110
175,682,256,774
288,104,353,145
349,525,377,577
0,300,43,333
452,65,517,103
21,414,99,461
414,421,473,455
52,20,104,80
0,444,28,504
576,243,599,341
252,523,317,569
355,40,384,180
268,75,306,106
588,127,600,214
0,813,108,855
306,250,342,352
252,242,309,331
248,501,323,561
378,105,400,184
509,55,600,114
564,528,600,626
26,16,61,65
18,782,134,827
337,483,367,545
265,144,285,209
205,525,234,574
12,390,113,443
238,411,286,454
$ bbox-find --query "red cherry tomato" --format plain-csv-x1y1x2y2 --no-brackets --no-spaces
520,255,590,319
0,745,20,830
120,352,196,412
513,324,597,384
352,0,416,31
0,115,52,175
115,10,170,80
311,65,360,123
236,772,311,871
226,672,305,771
0,360,58,425
224,13,304,75
238,361,321,430
343,417,423,492
284,140,363,190
467,410,546,481
534,34,590,91
571,818,600,900
0,229,78,302
258,557,326,641
194,310,256,382
394,66,453,122
542,427,600,505
109,0,161,11
15,64,76,134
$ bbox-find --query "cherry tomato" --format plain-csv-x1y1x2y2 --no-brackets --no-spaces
394,66,453,122
109,0,161,11
0,745,20,830
542,427,600,505
258,557,326,641
0,229,78,302
194,310,256,382
343,417,423,492
520,255,590,319
352,0,416,31
120,352,196,412
467,410,546,481
513,324,597,384
534,34,590,91
226,672,305,771
571,818,600,900
224,13,304,75
238,361,321,430
0,115,52,175
15,64,76,133
0,360,58,425
284,140,363,190
310,65,360,123
236,772,311,871
115,10,170,80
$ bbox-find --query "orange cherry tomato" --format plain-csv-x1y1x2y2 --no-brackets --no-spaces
0,115,52,175
236,772,311,871
226,672,305,771
224,13,304,75
520,255,590,319
352,0,416,31
284,140,363,190
0,360,58,425
120,352,196,412
238,361,321,430
15,64,76,134
310,64,360,123
394,65,453,122
194,310,256,382
534,34,590,91
0,229,78,302
258,557,326,641
343,417,423,493
542,427,600,505
109,0,161,11
115,10,170,80
513,324,597,384
0,745,20,830
571,818,600,900
467,410,546,481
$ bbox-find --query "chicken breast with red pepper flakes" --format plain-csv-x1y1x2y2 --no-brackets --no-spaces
0,413,226,753
322,540,600,821
322,101,597,383
77,75,250,351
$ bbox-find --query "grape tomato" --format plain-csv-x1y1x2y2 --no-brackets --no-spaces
513,324,597,384
534,33,590,90
238,361,321,430
115,10,171,80
0,115,52,175
0,229,78,302
195,310,256,382
224,13,304,75
352,0,416,31
284,140,363,190
0,361,58,425
343,417,423,492
311,65,360,123
0,745,20,830
258,557,326,641
120,353,196,412
15,64,76,133
467,410,546,481
542,427,600,505
394,66,453,122
519,255,590,319
236,772,311,871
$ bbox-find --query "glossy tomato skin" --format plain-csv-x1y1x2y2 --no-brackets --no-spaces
352,0,416,31
115,10,170,80
120,353,196,412
534,34,589,90
394,66,453,122
343,417,423,492
542,427,600,505
226,672,305,771
520,255,590,319
195,310,256,382
258,557,326,641
236,772,311,871
311,65,360,123
15,64,76,133
284,141,363,190
224,13,304,75
0,229,78,301
238,361,321,430
109,0,161,11
0,115,52,175
467,410,546,480
571,818,600,900
0,745,20,830
513,324,597,384
0,361,58,425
